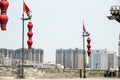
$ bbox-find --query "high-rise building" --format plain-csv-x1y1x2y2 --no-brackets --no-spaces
31,48,44,64
0,48,44,66
56,48,84,69
0,48,14,66
73,48,84,69
15,48,44,64
89,49,118,70
89,49,108,70
107,51,118,70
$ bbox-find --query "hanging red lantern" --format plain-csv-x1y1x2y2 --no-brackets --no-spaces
87,37,91,44
0,14,8,30
0,0,9,14
27,40,33,49
0,15,2,24
87,50,91,57
27,22,33,30
27,22,33,49
87,44,91,49
27,31,33,38
87,37,91,57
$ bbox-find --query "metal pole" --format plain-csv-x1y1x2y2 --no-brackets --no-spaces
83,32,86,78
20,0,25,78
21,12,24,78
19,0,31,78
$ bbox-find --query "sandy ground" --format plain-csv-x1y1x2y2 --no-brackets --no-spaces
0,77,119,80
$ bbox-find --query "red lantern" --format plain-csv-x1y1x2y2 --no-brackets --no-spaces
87,50,91,57
27,31,33,38
27,40,33,49
27,22,33,49
0,14,8,30
87,37,91,44
27,22,33,30
0,0,9,14
87,37,91,57
87,44,91,49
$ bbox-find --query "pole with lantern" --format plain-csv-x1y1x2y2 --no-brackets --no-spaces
82,22,90,78
18,1,33,78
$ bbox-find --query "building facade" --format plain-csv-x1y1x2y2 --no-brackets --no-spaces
107,51,118,70
56,48,84,69
0,48,44,66
0,48,15,66
89,49,108,70
89,49,117,70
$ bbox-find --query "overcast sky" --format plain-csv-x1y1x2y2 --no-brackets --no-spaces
0,0,120,63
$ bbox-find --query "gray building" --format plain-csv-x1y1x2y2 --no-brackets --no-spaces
15,48,44,64
0,48,15,66
31,48,44,64
0,48,44,66
89,49,108,70
107,51,118,70
56,48,84,69
89,49,118,70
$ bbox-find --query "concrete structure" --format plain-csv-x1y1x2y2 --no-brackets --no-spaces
89,49,108,70
89,49,118,70
56,48,84,69
0,48,14,66
107,51,118,70
0,48,44,66
73,48,84,69
15,48,44,65
31,48,44,64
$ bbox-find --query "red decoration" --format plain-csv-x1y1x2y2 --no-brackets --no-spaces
0,0,9,14
23,2,31,15
27,22,33,49
87,44,91,49
27,40,33,49
27,31,33,38
0,0,9,31
87,50,91,57
87,37,91,44
0,14,8,30
87,37,91,57
27,22,33,30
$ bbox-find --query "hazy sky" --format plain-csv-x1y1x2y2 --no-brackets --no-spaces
0,0,120,63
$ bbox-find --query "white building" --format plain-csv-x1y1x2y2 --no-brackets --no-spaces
89,49,108,70
107,51,118,70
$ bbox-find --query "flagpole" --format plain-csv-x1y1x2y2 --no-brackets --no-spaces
19,0,25,78
82,22,90,78
82,32,86,78
21,8,25,79
18,0,31,78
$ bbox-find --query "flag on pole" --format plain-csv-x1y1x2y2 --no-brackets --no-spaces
23,2,31,14
83,21,86,33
